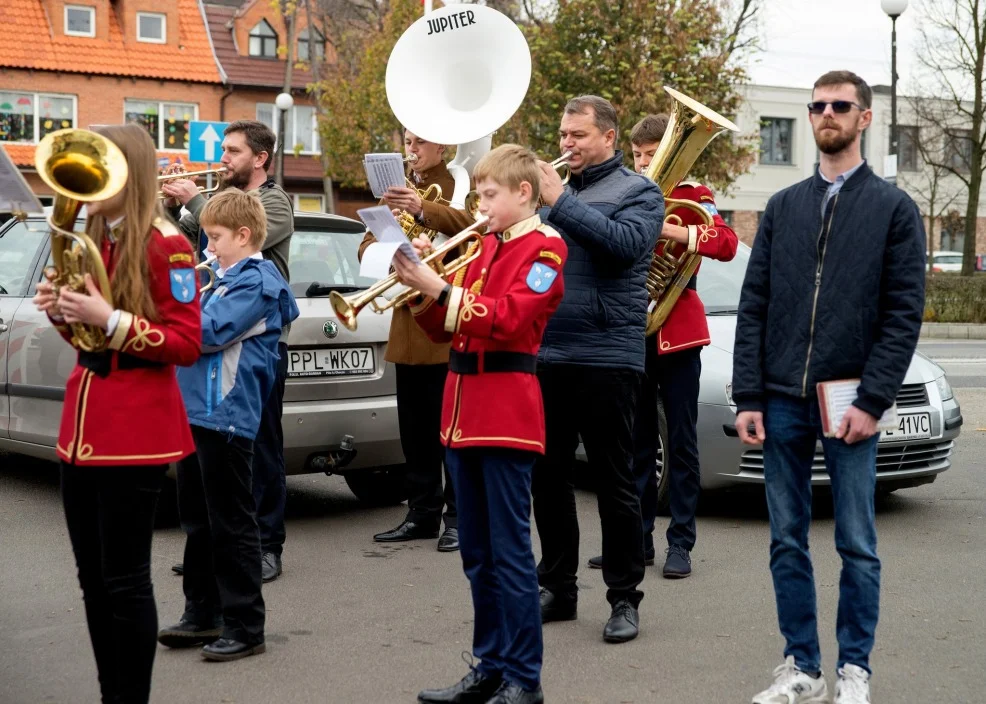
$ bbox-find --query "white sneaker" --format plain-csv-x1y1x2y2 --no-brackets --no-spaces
752,656,829,704
834,664,870,703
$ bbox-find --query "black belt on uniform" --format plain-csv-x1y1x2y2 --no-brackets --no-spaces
78,350,163,378
449,350,537,375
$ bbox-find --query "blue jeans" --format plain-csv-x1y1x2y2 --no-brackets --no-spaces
446,447,542,691
763,393,881,674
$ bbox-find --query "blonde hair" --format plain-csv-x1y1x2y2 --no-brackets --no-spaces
89,124,164,321
199,188,267,249
472,144,540,206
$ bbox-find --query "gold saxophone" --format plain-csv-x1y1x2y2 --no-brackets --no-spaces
643,88,739,336
34,128,129,352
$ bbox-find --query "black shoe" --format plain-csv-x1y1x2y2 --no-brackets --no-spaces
172,562,183,575
587,552,655,569
437,527,460,552
539,587,576,623
662,544,692,579
417,668,502,703
486,681,544,704
157,619,221,648
373,519,439,542
262,552,282,583
200,637,266,662
603,599,639,643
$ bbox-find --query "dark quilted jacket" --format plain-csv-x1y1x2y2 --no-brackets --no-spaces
732,162,926,418
537,151,664,372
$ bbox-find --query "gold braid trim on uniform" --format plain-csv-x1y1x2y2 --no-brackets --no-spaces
698,224,719,245
107,311,133,351
452,241,480,287
454,291,488,334
122,316,165,353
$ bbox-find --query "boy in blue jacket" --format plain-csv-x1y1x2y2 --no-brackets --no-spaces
158,188,299,662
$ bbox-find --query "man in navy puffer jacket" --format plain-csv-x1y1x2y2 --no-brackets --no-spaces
532,95,663,644
733,71,926,704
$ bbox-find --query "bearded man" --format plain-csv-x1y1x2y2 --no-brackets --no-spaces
732,71,926,704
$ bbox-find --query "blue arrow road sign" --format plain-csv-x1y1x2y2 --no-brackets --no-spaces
188,120,229,163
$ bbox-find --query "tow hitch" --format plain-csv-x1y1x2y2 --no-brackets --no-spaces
311,435,357,475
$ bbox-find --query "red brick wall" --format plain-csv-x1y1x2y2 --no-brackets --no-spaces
731,210,759,246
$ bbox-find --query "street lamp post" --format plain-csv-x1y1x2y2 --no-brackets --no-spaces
882,0,909,183
275,91,294,187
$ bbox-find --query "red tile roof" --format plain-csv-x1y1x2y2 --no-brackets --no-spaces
0,0,223,83
204,3,313,89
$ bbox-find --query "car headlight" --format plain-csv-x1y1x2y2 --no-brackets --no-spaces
935,375,954,402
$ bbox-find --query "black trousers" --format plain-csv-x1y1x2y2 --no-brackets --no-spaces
532,364,645,607
177,426,265,644
395,362,456,529
633,343,702,553
61,462,167,704
252,341,288,556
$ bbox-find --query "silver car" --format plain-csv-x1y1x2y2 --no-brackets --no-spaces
578,243,963,510
0,211,407,505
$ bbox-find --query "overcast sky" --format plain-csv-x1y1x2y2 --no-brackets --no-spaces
744,0,923,91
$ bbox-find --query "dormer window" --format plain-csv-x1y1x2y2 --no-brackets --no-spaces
65,5,95,38
297,27,324,62
137,13,167,44
249,20,278,58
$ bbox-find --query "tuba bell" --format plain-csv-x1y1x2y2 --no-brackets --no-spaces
643,87,739,336
35,128,129,352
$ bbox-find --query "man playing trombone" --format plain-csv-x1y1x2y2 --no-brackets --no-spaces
162,120,295,585
361,128,476,552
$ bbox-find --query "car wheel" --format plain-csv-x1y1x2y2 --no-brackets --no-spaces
343,465,409,506
654,396,671,516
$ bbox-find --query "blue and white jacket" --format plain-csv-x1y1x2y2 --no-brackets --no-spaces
177,254,299,441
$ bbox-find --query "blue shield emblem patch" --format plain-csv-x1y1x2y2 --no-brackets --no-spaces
700,202,719,217
170,268,196,303
526,262,557,294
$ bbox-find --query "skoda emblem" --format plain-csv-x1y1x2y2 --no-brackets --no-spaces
322,320,339,339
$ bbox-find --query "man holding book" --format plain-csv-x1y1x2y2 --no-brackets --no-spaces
731,70,926,704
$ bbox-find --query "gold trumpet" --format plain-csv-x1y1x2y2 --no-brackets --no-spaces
157,167,228,198
330,214,490,332
551,151,573,184
195,258,217,294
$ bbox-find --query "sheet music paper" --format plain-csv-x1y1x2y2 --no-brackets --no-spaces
363,153,407,198
817,379,897,437
0,147,44,216
357,205,420,279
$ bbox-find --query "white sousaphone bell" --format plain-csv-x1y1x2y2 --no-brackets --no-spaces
385,3,532,210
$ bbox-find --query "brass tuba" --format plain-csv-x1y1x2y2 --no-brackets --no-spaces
643,87,739,336
35,128,129,352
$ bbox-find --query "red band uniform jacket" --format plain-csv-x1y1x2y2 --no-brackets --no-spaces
411,214,567,453
53,218,202,466
655,182,738,354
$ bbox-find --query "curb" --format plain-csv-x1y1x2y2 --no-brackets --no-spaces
921,323,986,340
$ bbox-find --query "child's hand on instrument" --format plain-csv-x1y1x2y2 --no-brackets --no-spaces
33,280,60,314
410,236,432,259
57,274,114,329
393,250,446,299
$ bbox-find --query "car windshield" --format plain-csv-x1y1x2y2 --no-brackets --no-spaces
0,220,44,296
935,255,962,265
287,227,376,297
696,242,750,314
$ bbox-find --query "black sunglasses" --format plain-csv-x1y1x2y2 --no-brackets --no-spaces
807,100,865,115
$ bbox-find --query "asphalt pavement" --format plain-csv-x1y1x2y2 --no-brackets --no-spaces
0,344,984,703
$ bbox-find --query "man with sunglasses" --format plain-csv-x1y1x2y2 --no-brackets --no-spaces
732,70,926,704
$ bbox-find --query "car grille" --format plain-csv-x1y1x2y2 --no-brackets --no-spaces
740,440,954,475
896,383,929,408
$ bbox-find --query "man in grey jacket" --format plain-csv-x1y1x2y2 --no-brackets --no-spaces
163,120,294,585
533,95,664,644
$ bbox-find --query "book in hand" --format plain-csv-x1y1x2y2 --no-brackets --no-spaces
817,379,897,438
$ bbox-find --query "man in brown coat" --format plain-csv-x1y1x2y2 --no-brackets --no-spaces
359,128,476,552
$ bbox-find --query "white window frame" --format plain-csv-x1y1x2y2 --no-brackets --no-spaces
256,103,319,155
249,20,278,58
136,12,167,44
293,193,325,212
123,100,199,151
0,92,78,144
759,116,795,166
64,5,96,38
